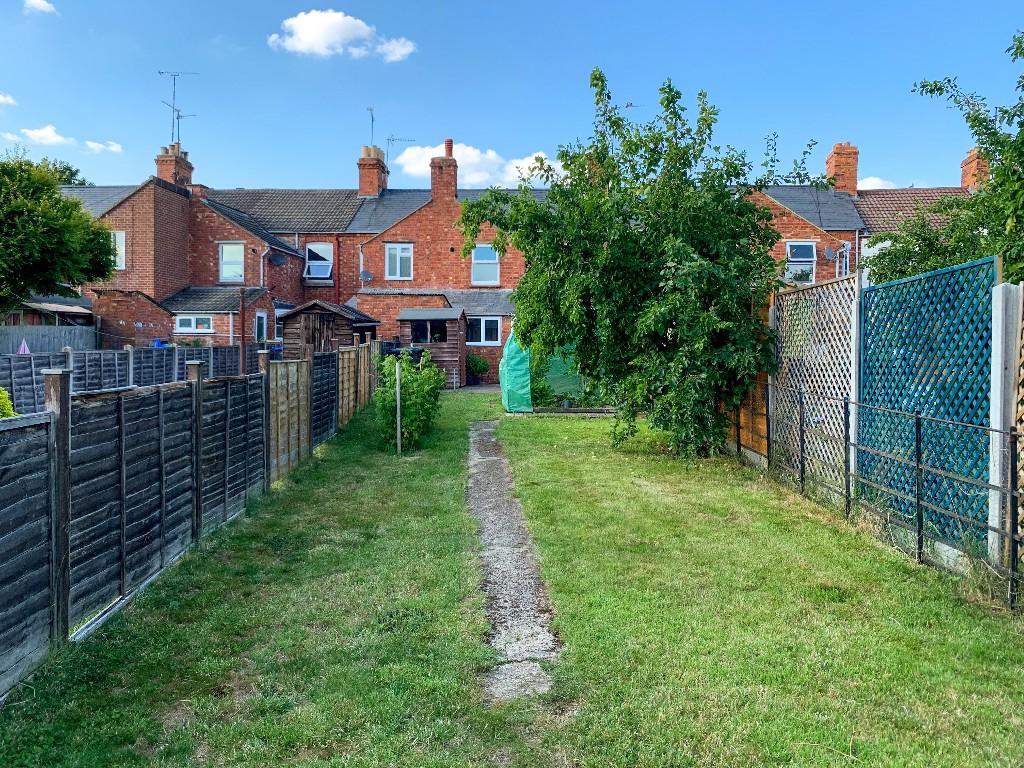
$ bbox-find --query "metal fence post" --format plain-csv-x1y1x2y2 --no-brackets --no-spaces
914,410,924,564
843,396,852,519
765,382,772,471
1009,428,1020,608
395,360,402,456
43,368,71,643
186,361,204,541
798,388,806,495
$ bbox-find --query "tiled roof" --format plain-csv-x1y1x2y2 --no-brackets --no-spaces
762,186,864,231
61,184,141,217
354,287,514,316
854,187,969,234
397,306,465,321
207,188,362,233
161,286,267,313
201,198,304,258
346,188,549,234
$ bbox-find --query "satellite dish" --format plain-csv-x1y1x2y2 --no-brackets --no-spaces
359,270,373,282
824,246,835,262
269,252,287,266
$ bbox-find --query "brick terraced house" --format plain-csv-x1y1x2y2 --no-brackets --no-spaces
59,137,988,384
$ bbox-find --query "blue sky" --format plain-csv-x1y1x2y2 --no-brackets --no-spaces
1,0,1020,189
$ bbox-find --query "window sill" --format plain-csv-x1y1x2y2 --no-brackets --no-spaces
303,278,334,287
385,276,414,282
467,341,501,347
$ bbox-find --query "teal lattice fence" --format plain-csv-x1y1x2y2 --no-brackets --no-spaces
858,257,996,544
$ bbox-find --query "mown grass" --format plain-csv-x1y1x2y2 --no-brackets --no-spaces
0,393,551,767
498,416,1024,768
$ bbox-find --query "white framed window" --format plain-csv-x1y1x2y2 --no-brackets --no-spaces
467,316,501,346
784,241,816,284
174,315,214,334
304,242,333,279
218,242,245,283
471,244,500,285
111,230,126,270
255,311,268,342
385,243,413,280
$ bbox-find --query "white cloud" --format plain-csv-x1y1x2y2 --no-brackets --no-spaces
0,132,19,142
375,37,416,63
23,0,57,14
85,140,123,153
9,124,73,145
267,9,415,62
858,176,898,190
395,142,561,187
0,93,15,107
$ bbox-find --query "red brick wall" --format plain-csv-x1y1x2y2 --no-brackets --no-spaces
465,315,508,384
357,200,525,290
93,290,173,349
170,294,276,347
152,183,191,301
189,202,305,305
753,193,860,283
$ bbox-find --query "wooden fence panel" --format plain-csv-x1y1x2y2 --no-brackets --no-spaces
0,353,65,415
71,350,130,393
159,386,195,563
268,361,310,482
0,324,96,354
0,413,53,698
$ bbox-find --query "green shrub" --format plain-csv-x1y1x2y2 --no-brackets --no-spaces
376,350,446,450
466,353,490,378
530,356,556,407
0,387,15,419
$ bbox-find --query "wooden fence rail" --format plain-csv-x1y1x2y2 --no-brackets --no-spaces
0,342,378,701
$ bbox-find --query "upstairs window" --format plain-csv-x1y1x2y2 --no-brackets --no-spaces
471,244,499,285
385,243,413,280
218,242,245,283
111,230,126,270
784,242,816,284
467,316,501,346
305,242,333,279
411,319,448,344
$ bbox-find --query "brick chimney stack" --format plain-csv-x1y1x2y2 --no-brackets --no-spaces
155,142,193,187
825,142,859,196
430,138,457,201
961,147,990,190
357,145,388,198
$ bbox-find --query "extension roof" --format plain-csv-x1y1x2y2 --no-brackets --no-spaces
854,187,969,234
355,287,514,316
397,306,466,321
206,188,362,233
161,286,267,313
762,186,865,231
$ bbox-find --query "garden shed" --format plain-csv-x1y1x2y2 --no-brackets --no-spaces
279,300,379,359
397,307,466,388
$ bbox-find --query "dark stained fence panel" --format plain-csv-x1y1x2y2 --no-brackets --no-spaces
132,348,177,387
68,397,122,625
71,350,129,393
160,386,195,562
0,413,53,698
0,354,66,415
311,353,338,447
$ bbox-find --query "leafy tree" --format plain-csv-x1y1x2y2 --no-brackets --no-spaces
39,156,92,186
459,69,818,456
0,152,115,315
375,350,446,450
867,31,1024,282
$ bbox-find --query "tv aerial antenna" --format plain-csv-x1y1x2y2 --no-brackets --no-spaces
158,70,199,144
160,103,197,144
386,133,415,164
367,106,375,146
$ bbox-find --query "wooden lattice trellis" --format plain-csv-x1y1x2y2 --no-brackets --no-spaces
772,276,857,489
858,257,995,542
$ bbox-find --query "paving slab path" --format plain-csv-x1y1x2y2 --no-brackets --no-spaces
467,421,562,701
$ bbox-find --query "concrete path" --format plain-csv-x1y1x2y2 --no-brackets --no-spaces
467,421,562,701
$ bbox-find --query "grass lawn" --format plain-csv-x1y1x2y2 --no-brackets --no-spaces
4,393,1024,767
0,393,551,767
498,415,1024,768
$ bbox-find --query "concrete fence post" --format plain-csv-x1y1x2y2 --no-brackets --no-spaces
257,351,271,493
990,282,1022,564
124,345,134,388
42,368,71,643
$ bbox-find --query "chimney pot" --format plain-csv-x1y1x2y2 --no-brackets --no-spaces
444,138,454,158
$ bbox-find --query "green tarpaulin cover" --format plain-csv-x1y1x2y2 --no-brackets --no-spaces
500,331,533,413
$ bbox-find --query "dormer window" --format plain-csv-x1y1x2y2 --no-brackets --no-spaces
305,242,333,280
